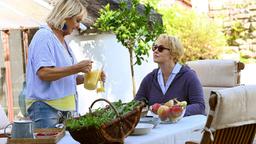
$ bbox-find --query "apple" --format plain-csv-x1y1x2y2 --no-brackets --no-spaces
164,99,174,107
157,105,169,121
169,105,183,117
151,103,161,114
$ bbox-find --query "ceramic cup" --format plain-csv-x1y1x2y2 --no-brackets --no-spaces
4,120,34,138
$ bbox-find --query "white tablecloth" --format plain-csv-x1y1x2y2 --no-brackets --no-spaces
125,115,206,144
0,115,206,144
58,114,206,144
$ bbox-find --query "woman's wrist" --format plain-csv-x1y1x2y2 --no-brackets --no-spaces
76,74,84,85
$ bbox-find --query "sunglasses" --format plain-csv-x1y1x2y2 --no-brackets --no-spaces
152,45,170,52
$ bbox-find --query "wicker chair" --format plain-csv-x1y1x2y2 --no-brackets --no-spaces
186,85,256,144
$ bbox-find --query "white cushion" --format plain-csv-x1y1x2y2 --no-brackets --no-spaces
203,87,229,114
186,60,239,87
211,85,256,130
0,105,9,130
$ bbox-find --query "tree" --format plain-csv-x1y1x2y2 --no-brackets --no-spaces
94,0,164,96
140,0,161,7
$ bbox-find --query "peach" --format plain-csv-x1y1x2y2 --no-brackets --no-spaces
157,105,169,121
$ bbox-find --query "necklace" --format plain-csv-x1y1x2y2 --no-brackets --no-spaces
63,41,74,64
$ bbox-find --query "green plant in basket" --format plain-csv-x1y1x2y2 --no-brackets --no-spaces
66,100,141,130
66,99,146,144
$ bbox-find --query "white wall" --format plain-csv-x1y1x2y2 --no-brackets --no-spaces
191,0,209,14
66,32,157,115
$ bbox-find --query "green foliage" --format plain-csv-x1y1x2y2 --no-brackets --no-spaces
66,100,140,130
94,0,164,65
140,0,160,8
224,22,244,46
224,21,256,46
240,57,256,64
158,4,226,62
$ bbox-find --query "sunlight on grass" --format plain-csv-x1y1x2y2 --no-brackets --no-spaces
240,57,256,64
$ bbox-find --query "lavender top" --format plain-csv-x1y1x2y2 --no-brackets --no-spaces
135,65,206,116
25,25,77,100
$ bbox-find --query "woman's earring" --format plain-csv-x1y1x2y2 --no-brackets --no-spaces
62,23,67,31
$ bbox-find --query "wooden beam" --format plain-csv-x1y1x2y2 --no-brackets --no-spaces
2,30,14,122
21,29,29,74
9,29,25,117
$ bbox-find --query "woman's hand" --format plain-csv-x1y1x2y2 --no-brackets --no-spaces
77,60,92,73
100,71,106,82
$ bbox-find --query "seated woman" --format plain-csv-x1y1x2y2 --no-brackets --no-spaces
135,34,205,116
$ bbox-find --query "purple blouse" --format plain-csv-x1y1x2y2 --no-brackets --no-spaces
135,65,206,116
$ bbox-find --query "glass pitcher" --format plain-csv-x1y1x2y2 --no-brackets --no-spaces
84,62,103,90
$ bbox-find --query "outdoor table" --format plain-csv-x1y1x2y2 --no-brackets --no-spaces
58,114,206,144
0,115,206,144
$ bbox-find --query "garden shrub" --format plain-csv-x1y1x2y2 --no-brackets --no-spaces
158,4,227,63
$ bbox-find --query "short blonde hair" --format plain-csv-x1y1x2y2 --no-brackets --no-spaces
155,34,184,62
46,0,86,30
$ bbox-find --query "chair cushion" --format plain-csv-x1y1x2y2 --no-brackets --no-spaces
186,60,239,87
0,105,9,130
203,87,230,114
211,85,256,130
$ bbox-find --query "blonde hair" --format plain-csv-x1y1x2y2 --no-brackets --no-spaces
155,34,184,62
46,0,86,30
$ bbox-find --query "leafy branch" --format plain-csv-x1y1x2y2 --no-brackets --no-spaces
94,0,164,95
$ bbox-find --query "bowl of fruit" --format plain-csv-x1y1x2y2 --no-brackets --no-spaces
150,99,187,123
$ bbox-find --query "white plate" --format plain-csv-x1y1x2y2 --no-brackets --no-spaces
131,123,154,135
139,116,160,128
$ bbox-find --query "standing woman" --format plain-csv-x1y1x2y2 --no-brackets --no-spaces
135,34,205,116
25,0,104,128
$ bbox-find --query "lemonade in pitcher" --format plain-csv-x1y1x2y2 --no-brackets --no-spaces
84,62,103,90
84,70,102,90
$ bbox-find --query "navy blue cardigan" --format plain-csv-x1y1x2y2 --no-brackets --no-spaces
135,65,206,116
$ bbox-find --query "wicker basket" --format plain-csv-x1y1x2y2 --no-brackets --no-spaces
67,98,146,144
